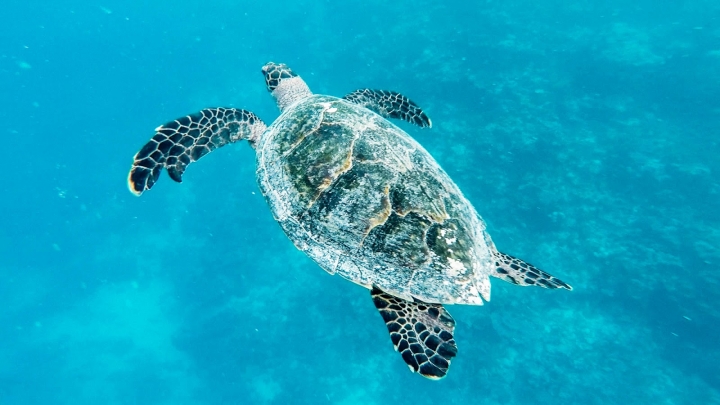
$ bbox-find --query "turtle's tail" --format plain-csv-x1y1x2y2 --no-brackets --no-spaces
127,107,266,196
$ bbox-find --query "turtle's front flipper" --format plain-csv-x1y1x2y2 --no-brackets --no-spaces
371,288,457,379
492,251,573,290
127,108,266,196
343,89,432,128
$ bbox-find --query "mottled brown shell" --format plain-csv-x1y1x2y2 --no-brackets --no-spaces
256,95,494,305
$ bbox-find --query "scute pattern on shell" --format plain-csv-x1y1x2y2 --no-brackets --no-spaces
257,95,494,305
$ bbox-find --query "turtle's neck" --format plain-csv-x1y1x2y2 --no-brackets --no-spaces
272,76,313,112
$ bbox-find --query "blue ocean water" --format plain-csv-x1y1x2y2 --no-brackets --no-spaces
2,0,719,403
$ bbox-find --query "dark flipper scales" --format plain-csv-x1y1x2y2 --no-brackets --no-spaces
127,108,266,196
492,251,573,290
371,288,457,380
344,89,432,128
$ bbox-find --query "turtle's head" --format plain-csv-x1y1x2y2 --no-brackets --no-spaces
262,62,312,112
262,62,296,91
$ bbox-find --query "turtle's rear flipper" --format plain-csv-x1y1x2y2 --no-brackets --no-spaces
343,89,432,128
371,288,457,380
492,251,573,290
128,108,267,196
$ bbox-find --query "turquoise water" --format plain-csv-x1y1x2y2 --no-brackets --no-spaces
2,1,719,404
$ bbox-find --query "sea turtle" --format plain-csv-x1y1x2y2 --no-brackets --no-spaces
127,62,572,379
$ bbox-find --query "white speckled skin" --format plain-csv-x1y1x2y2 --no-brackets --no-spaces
271,76,312,112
